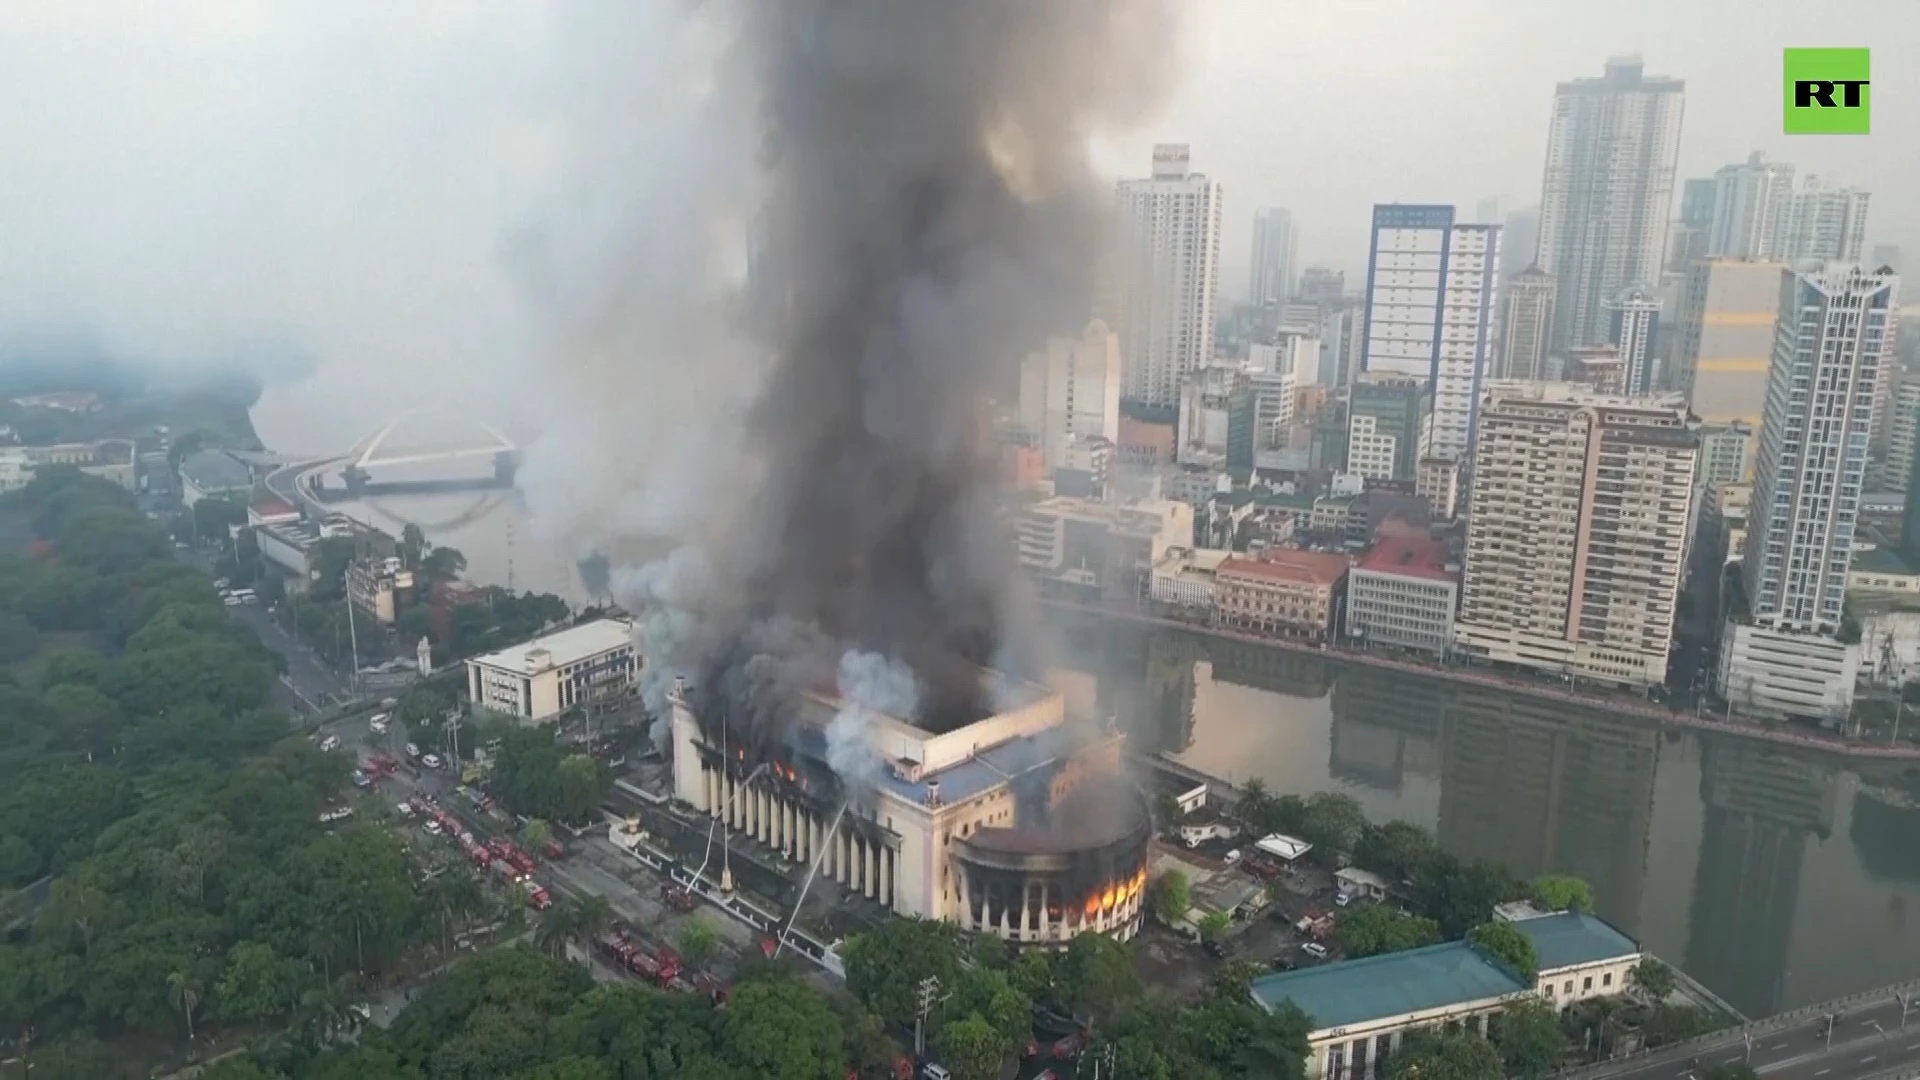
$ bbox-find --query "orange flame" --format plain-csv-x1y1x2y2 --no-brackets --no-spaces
1082,894,1100,919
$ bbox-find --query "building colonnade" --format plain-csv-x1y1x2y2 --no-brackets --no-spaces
699,762,897,910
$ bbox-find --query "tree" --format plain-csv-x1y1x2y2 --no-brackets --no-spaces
1151,870,1191,927
679,918,721,969
399,524,428,569
1202,959,1264,1005
1354,820,1437,883
1055,932,1138,1032
1530,874,1593,913
536,902,583,957
1387,1031,1503,1080
841,918,966,1028
1584,995,1627,1060
523,817,554,852
1332,905,1442,959
1197,911,1231,942
1494,995,1568,1079
935,1014,1006,1080
167,970,203,1041
1234,778,1275,832
1631,957,1677,1002
1644,1003,1716,1046
1467,921,1537,980
721,975,845,1080
1007,947,1054,1005
1300,791,1367,861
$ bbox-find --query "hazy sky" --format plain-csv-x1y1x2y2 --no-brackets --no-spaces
0,0,1911,442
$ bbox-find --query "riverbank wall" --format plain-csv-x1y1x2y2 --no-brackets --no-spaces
1045,598,1920,764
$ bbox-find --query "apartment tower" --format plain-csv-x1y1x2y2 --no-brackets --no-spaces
1018,320,1123,473
1720,264,1899,721
1605,285,1664,395
1113,145,1224,409
1707,152,1796,260
1360,203,1500,461
1455,385,1697,687
1672,260,1786,425
1534,57,1686,353
1249,208,1299,315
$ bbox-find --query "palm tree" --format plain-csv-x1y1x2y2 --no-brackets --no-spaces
1236,778,1274,831
535,900,581,957
573,894,614,941
1586,997,1626,1060
167,971,202,1042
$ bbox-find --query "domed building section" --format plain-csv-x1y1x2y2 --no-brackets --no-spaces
953,777,1151,947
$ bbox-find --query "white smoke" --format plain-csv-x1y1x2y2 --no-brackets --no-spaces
826,649,919,790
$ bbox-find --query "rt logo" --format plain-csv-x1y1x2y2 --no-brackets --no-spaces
1785,48,1870,134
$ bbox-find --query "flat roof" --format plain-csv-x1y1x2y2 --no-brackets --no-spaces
794,719,1088,807
1509,912,1639,971
1356,535,1455,583
467,618,634,674
1853,547,1920,576
1218,550,1349,587
250,496,299,517
1256,834,1312,861
180,449,254,491
1250,942,1527,1030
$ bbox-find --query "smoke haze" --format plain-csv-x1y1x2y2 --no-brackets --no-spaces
522,0,1181,753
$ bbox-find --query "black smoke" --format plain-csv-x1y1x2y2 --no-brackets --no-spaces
592,0,1179,757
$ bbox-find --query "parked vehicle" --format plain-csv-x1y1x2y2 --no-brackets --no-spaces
661,883,695,912
1302,942,1329,960
318,735,340,753
1052,1032,1087,1061
351,770,372,789
422,753,443,770
527,884,553,910
405,742,421,760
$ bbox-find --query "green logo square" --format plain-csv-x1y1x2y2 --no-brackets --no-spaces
1785,48,1870,134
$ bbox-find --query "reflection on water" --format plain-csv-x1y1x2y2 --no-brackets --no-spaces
1050,610,1920,1018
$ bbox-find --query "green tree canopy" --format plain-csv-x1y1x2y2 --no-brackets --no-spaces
1467,921,1539,980
1530,873,1593,913
1332,905,1442,959
1387,1031,1504,1080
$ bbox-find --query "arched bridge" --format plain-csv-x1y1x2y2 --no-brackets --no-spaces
268,410,523,507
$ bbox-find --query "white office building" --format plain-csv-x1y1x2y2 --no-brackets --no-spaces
1360,204,1500,462
1018,320,1122,472
1496,266,1557,381
465,618,639,723
1707,152,1797,260
1724,263,1899,721
1114,145,1223,408
1535,57,1686,352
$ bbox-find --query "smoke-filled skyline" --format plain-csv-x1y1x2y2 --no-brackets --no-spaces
535,0,1181,757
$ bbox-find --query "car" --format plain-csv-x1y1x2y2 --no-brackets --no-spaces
369,714,390,734
1301,942,1329,960
396,801,415,817
1223,849,1242,864
423,819,443,836
920,1065,951,1080
1269,956,1296,971
422,753,443,770
1203,938,1230,959
318,735,340,752
405,742,421,760
351,770,372,789
1334,892,1353,908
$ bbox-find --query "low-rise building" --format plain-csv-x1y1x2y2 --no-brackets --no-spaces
1415,457,1461,521
0,439,138,491
1849,547,1920,596
1148,547,1232,610
347,556,415,626
1346,535,1458,656
1017,497,1194,601
247,496,302,530
1214,550,1350,642
1251,912,1642,1079
179,448,255,507
465,618,638,723
255,515,357,587
1334,867,1390,901
1717,619,1860,724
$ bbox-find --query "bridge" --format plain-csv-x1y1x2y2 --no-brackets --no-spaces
1558,979,1919,1080
260,409,521,513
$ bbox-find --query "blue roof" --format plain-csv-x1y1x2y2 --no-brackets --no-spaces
1250,942,1527,1030
1510,913,1639,971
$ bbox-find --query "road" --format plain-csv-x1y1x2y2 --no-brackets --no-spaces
1571,992,1920,1080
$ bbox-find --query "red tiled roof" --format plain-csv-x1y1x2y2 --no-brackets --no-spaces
1357,535,1456,583
1217,550,1349,587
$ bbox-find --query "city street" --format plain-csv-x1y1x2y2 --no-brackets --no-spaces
1572,991,1920,1080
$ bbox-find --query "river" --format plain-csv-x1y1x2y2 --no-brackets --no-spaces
251,387,1920,1019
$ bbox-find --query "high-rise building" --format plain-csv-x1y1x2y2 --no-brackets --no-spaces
1297,267,1346,308
1605,285,1663,395
1722,264,1898,722
1879,375,1920,495
1535,57,1686,352
1783,178,1869,263
1249,208,1298,312
1455,384,1697,687
1018,320,1123,473
1707,152,1796,260
1666,177,1718,274
1174,365,1254,472
1346,377,1424,482
1496,267,1557,381
1114,145,1223,409
1360,204,1500,461
1695,421,1754,488
1501,207,1540,282
1672,259,1786,425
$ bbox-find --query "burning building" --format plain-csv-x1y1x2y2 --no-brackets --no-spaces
669,670,1150,946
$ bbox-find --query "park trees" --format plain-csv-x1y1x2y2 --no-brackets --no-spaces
1467,921,1539,980
1331,905,1442,959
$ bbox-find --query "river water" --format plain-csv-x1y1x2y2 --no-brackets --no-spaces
252,386,1920,1019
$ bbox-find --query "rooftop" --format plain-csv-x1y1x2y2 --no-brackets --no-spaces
1217,550,1349,587
1357,535,1456,584
466,618,635,674
1852,546,1920,577
180,448,255,492
250,496,299,518
1508,912,1640,972
792,717,1090,808
1249,942,1527,1031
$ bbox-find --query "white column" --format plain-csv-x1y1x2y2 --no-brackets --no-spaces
866,843,881,901
784,802,797,856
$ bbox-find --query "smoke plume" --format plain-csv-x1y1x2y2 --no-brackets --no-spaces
522,0,1180,761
